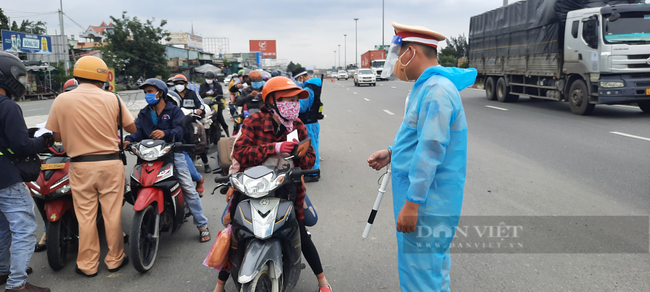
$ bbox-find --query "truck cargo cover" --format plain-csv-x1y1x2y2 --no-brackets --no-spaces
469,0,644,59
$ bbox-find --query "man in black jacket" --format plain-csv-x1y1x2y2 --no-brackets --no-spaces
0,52,52,292
199,71,229,137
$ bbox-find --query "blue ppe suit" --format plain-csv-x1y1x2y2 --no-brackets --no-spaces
299,78,322,170
389,66,476,292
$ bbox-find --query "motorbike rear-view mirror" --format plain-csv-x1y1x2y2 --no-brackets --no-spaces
291,138,311,158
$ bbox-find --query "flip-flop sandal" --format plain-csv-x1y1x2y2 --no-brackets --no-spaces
199,228,211,242
197,177,205,197
318,284,333,292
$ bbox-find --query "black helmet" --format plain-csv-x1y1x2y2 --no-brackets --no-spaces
139,78,169,97
205,71,215,79
0,52,28,99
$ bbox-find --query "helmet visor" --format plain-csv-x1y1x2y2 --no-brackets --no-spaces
381,35,403,79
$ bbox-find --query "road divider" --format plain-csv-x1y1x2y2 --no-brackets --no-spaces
610,131,650,142
383,110,395,116
485,105,509,111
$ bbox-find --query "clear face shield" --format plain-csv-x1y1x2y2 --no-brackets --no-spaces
381,35,403,79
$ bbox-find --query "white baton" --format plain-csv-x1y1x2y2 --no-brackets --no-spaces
362,167,391,239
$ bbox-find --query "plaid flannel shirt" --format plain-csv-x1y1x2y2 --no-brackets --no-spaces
232,111,316,220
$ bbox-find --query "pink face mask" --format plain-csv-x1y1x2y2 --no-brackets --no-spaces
271,101,300,132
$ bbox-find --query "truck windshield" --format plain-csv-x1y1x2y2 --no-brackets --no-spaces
371,60,385,67
603,12,650,43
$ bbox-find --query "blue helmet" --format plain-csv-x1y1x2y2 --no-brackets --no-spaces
271,70,280,77
139,78,168,97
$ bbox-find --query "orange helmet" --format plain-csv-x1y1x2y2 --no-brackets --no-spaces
172,74,188,83
261,77,309,102
73,56,108,82
63,78,78,92
249,70,263,82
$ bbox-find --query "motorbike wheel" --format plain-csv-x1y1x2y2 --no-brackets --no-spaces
243,263,274,292
131,204,160,273
46,212,73,271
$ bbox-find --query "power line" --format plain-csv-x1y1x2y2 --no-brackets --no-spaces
62,12,86,31
3,8,58,14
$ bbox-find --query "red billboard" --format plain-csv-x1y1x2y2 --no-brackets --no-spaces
249,40,277,59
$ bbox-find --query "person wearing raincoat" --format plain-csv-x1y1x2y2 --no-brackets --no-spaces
367,22,477,292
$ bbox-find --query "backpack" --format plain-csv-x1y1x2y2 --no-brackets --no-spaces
181,115,208,155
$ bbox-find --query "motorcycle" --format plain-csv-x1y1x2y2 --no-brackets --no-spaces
26,143,131,271
213,141,318,291
124,139,193,273
203,97,223,146
25,144,74,271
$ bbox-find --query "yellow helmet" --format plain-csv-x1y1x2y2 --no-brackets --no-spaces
73,56,109,82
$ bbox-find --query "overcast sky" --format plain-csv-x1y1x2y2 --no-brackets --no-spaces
3,0,648,68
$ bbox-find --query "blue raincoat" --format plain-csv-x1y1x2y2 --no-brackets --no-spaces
389,66,476,292
299,78,322,170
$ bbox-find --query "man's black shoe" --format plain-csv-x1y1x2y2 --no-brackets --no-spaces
304,174,320,183
108,255,129,272
204,164,212,173
75,266,98,277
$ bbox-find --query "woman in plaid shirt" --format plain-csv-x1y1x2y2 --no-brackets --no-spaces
215,77,333,292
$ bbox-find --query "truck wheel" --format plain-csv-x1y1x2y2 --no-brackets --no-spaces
568,80,595,115
485,77,496,100
638,102,650,113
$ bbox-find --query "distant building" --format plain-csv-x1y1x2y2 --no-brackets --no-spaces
80,22,114,42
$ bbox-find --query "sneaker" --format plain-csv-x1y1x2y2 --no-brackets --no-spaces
204,164,212,173
4,282,50,292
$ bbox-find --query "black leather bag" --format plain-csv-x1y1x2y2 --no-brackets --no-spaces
1,149,41,182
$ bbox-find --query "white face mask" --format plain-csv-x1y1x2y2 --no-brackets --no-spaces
175,84,185,92
206,79,213,84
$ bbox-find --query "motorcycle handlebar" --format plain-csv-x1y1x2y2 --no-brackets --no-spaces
214,176,230,184
291,168,320,178
173,143,195,153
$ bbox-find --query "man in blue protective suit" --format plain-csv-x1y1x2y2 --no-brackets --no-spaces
367,22,477,292
292,67,323,182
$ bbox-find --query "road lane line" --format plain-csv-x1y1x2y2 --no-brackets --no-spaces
364,98,370,102
610,131,650,142
24,109,40,112
383,110,395,116
391,86,397,89
485,105,509,111
353,92,358,95
613,105,637,109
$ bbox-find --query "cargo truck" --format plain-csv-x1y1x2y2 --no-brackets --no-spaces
469,0,650,115
361,50,387,80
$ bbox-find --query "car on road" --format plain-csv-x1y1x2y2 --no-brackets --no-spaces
337,70,349,80
354,69,376,87
223,74,235,84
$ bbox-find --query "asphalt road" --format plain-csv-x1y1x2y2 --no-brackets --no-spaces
11,79,650,292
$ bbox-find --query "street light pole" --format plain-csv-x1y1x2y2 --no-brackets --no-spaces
334,51,336,69
338,44,341,69
344,34,347,70
354,18,359,67
382,0,385,49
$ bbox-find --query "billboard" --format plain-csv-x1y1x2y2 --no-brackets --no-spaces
2,30,52,54
168,32,203,50
249,40,277,59
107,68,116,92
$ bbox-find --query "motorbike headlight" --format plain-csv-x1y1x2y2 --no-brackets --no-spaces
55,184,71,195
600,81,624,88
242,173,274,198
139,145,162,161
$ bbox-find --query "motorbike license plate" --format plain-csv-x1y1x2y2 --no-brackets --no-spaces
41,163,65,170
646,88,650,95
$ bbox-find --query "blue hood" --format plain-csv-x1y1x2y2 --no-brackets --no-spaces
304,78,322,87
414,66,477,91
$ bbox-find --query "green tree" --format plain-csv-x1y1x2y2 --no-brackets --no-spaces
99,11,170,78
0,9,10,31
446,34,468,59
286,61,296,72
438,46,458,67
10,20,19,31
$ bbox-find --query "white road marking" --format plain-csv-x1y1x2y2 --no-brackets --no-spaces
485,105,509,111
346,88,350,91
24,109,40,112
391,86,397,89
379,84,384,86
353,92,358,95
383,110,395,116
610,131,650,142
364,98,370,102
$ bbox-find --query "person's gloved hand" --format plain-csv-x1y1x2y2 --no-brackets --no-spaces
41,133,55,149
28,127,39,138
275,140,298,154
